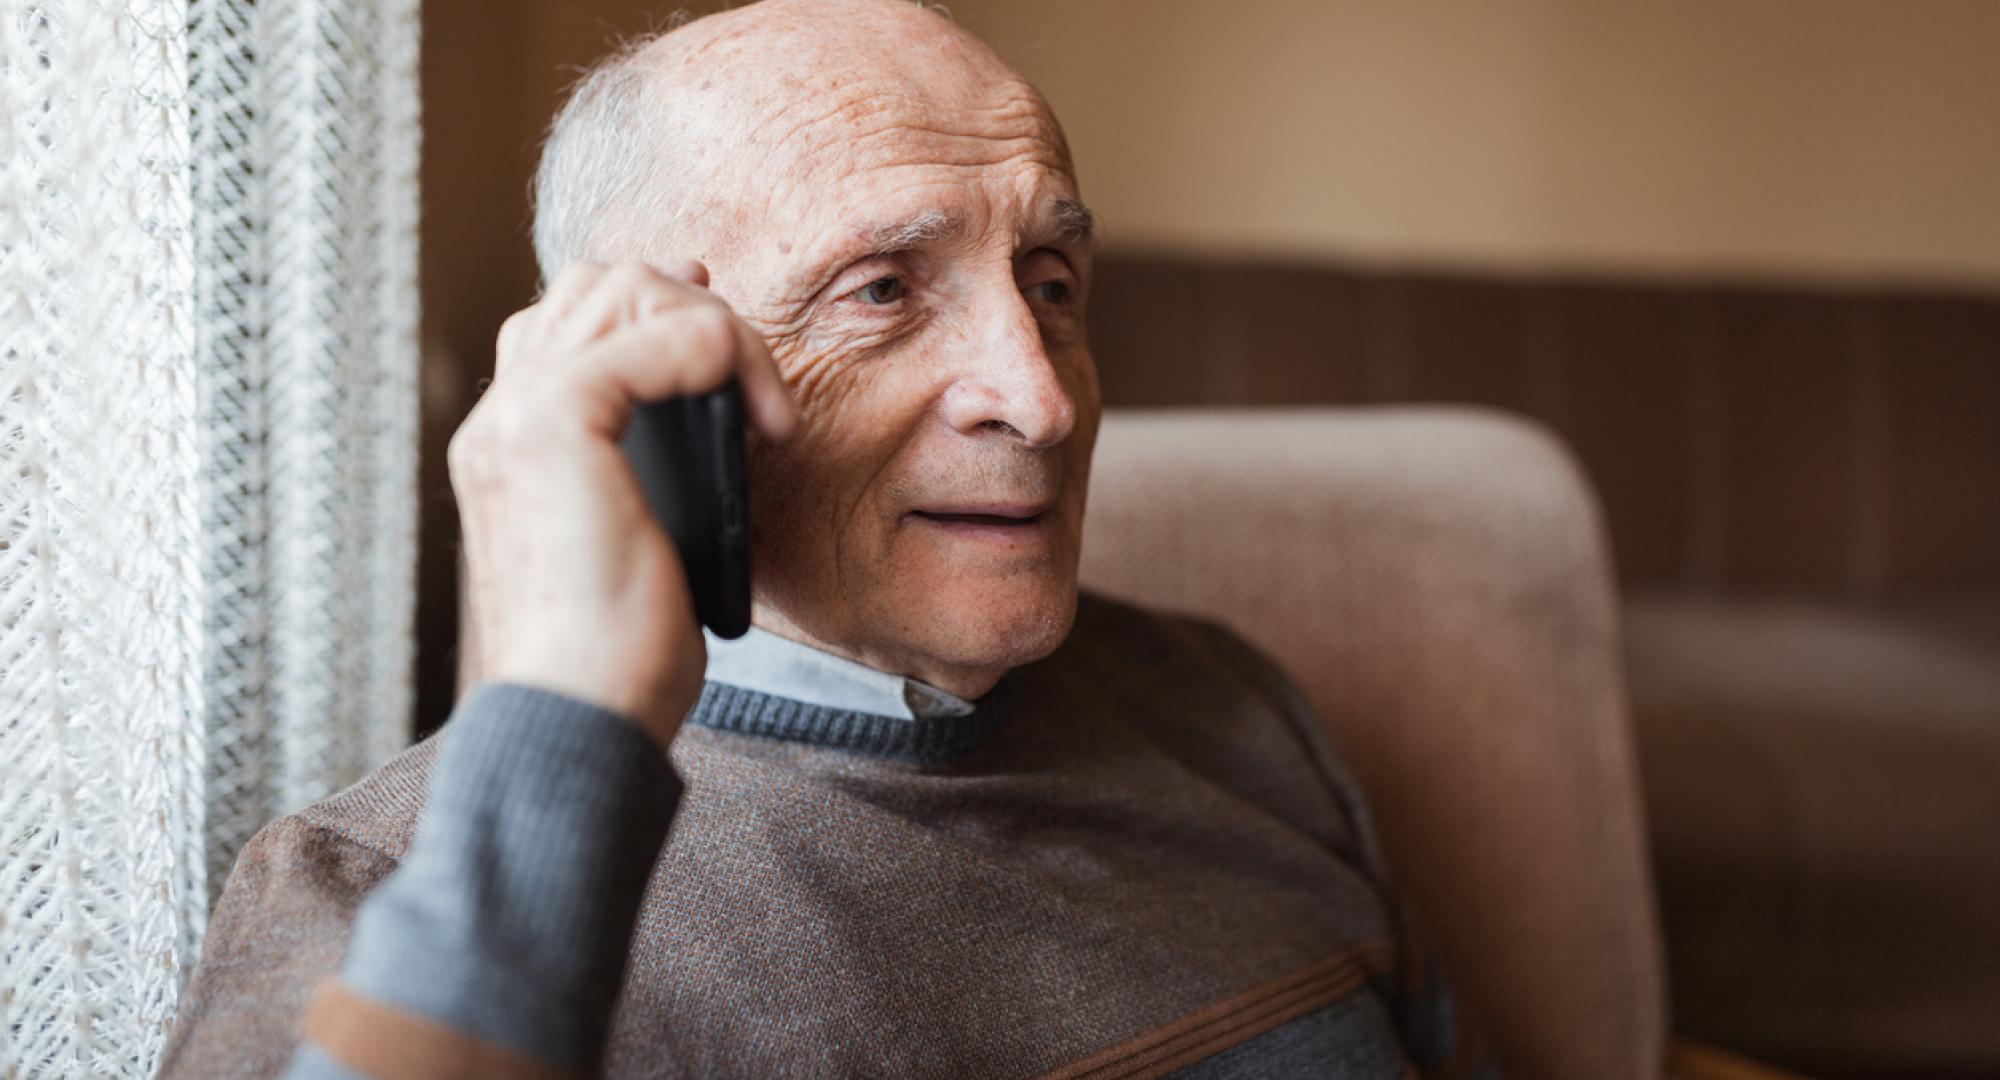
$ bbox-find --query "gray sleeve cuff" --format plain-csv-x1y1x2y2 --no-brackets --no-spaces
338,682,683,1073
280,1044,374,1080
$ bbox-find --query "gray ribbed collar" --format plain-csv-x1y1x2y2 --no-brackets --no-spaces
685,677,1016,764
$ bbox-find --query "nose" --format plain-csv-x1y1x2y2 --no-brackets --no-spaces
937,291,1078,449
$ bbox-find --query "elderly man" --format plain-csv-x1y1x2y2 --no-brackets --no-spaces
159,2,1488,1077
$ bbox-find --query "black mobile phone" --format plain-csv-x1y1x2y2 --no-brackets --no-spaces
619,381,752,638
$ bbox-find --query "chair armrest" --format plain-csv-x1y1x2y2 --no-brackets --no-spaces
1668,1039,1812,1080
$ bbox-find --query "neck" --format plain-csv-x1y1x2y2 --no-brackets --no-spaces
748,604,1007,701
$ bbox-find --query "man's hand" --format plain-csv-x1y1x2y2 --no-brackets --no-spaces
449,260,798,746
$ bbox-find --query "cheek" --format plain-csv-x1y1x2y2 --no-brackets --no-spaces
1059,344,1102,493
1063,340,1103,415
749,353,931,558
747,426,854,571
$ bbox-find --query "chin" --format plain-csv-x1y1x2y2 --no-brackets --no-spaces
747,514,1086,689
908,572,1080,675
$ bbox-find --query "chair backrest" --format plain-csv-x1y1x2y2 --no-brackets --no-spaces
1079,406,1666,1080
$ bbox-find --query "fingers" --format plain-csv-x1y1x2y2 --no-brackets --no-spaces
543,263,674,354
656,258,709,287
493,261,602,382
541,260,610,307
561,307,789,441
493,259,798,441
530,261,611,339
575,306,740,416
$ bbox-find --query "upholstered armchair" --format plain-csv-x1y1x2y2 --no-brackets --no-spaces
1080,407,1802,1080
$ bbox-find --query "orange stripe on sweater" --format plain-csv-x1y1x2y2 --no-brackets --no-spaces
301,978,577,1080
1039,940,1399,1080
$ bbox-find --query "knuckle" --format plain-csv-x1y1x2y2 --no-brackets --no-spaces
676,299,728,334
551,261,602,289
651,307,730,365
619,263,684,307
451,390,544,465
481,398,540,451
597,262,664,306
606,260,660,286
445,425,488,486
495,310,530,354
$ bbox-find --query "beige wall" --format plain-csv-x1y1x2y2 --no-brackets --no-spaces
944,0,2000,288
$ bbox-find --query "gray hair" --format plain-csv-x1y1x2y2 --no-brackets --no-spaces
530,3,960,286
530,32,683,285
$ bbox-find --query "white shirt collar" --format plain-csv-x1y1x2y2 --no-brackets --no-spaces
701,626,976,721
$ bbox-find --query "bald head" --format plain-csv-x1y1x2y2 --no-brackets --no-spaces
532,0,1071,282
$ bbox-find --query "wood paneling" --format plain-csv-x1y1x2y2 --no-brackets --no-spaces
1402,278,1536,414
1555,284,1695,580
1085,262,1216,406
1707,291,1858,589
1240,266,1367,406
1878,296,2000,588
1084,255,2000,595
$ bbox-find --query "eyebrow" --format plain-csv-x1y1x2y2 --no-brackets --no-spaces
863,198,1096,256
785,197,1101,302
1050,197,1097,246
866,209,962,253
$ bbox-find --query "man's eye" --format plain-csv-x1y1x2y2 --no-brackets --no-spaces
848,276,907,305
1029,280,1072,305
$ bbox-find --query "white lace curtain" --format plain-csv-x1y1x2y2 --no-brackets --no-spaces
0,1,420,1075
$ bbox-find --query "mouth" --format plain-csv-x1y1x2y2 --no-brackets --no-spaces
906,503,1051,539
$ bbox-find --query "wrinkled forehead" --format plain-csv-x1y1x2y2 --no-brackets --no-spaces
742,81,1072,224
654,7,1075,256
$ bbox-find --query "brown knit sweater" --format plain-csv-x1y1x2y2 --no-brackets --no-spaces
159,592,1485,1078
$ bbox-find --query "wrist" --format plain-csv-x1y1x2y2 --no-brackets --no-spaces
475,658,699,748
